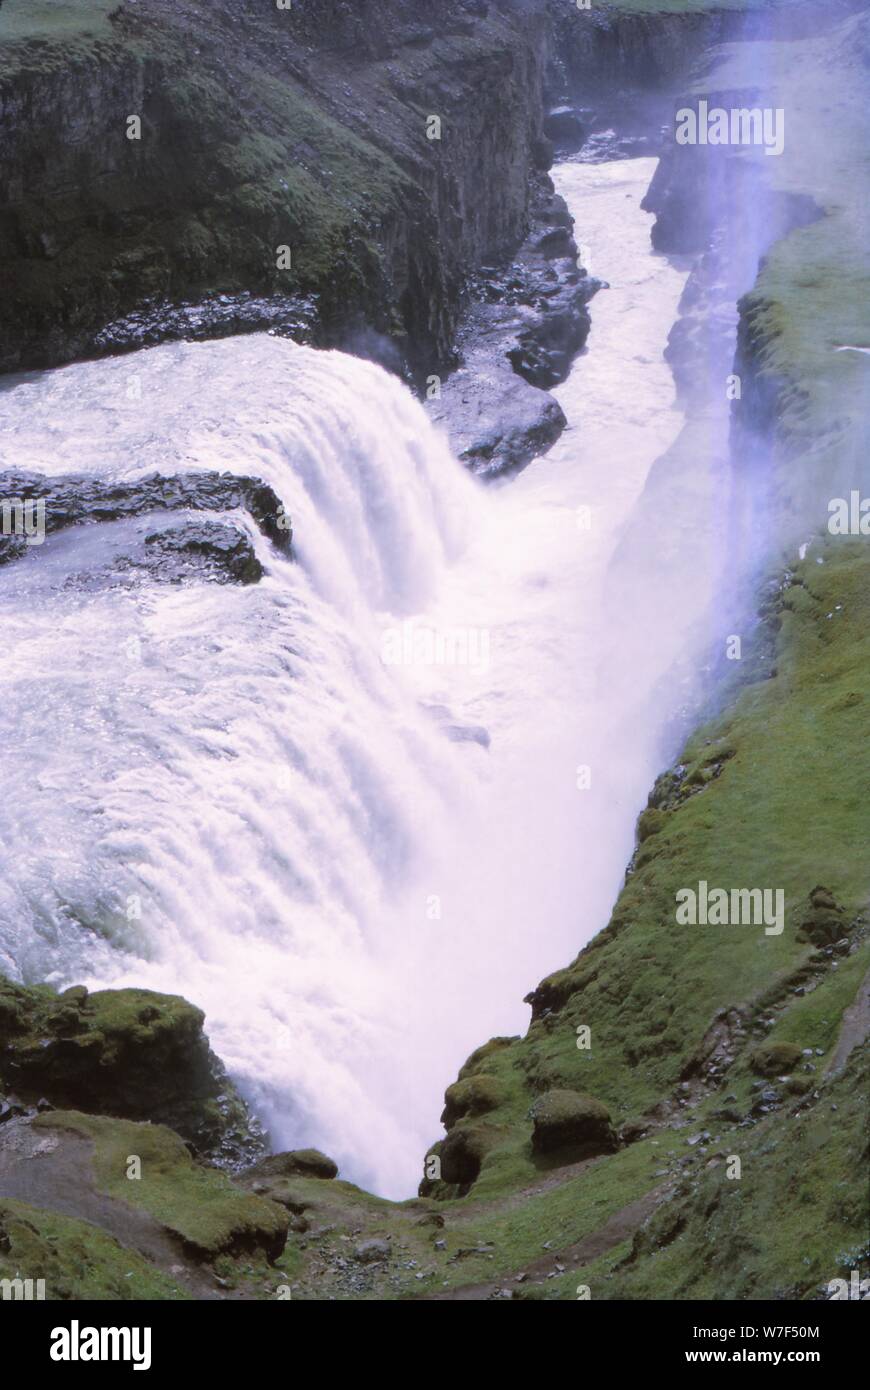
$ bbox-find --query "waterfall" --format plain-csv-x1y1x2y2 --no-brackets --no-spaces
0,160,725,1197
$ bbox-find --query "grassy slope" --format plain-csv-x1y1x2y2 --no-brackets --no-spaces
32,1112,288,1262
0,1198,189,1300
390,9,870,1298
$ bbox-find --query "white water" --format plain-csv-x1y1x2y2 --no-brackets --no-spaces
0,160,720,1197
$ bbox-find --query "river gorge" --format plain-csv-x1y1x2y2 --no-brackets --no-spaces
0,0,867,1314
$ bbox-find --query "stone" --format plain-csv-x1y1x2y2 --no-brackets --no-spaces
244,1149,338,1182
529,1090,618,1159
353,1238,391,1264
750,1041,802,1077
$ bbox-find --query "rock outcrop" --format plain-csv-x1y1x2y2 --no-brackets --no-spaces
0,975,260,1164
0,468,290,577
0,0,553,376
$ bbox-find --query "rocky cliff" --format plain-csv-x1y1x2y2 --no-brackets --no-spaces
0,0,555,376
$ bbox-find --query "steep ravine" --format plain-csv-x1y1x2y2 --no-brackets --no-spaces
1,0,868,1302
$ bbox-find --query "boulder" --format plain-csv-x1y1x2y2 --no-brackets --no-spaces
439,1124,498,1188
797,887,850,947
441,1074,505,1130
243,1149,338,1182
530,1090,618,1159
353,1237,391,1264
750,1041,803,1078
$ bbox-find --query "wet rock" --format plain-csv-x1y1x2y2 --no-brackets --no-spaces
93,292,318,360
0,469,291,569
139,521,264,586
429,364,567,480
428,172,601,478
543,105,590,154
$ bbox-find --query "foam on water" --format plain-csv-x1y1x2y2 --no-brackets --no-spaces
0,160,722,1196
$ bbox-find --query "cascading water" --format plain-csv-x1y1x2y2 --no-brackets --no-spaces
0,159,726,1197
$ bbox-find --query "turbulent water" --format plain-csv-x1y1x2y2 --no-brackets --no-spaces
0,159,726,1197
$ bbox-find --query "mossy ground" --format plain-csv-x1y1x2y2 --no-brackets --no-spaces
33,1112,287,1263
0,1198,189,1300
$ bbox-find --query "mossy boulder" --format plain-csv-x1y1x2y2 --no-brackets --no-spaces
441,1074,506,1130
529,1090,618,1159
637,807,667,842
422,1123,500,1194
244,1149,338,1182
234,1152,340,1219
457,1037,517,1081
0,974,255,1159
750,1041,803,1077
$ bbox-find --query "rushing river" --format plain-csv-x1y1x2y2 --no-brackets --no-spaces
0,159,727,1197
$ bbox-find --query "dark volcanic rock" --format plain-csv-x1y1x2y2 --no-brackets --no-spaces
93,292,319,359
0,0,554,377
430,367,566,480
0,469,291,571
140,521,264,586
543,105,590,154
428,172,601,478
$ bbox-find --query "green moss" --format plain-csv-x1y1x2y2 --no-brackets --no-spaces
0,976,250,1154
0,0,120,46
442,1074,506,1128
33,1112,288,1262
0,1198,189,1301
750,1040,802,1076
574,1042,870,1300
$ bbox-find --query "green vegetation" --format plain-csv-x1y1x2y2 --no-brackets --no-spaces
0,1198,188,1300
0,0,119,46
0,976,250,1153
697,12,870,533
34,1112,288,1262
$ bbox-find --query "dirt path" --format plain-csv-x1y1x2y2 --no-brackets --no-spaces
0,1117,220,1299
826,962,870,1076
422,1180,672,1301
